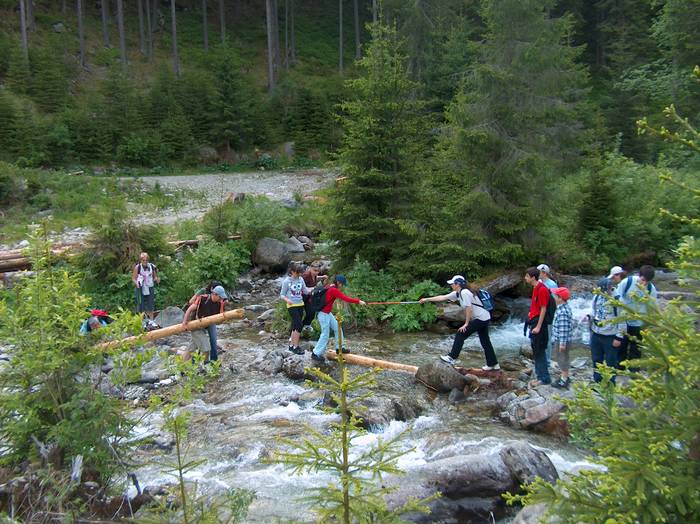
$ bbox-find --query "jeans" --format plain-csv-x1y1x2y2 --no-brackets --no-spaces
449,319,498,366
545,335,553,368
530,322,551,384
618,325,642,370
207,324,218,361
313,312,344,357
590,332,617,383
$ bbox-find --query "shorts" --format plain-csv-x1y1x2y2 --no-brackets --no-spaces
136,287,155,312
288,305,304,332
553,340,571,372
188,329,210,353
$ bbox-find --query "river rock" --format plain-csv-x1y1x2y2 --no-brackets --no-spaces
285,236,306,253
197,146,219,164
155,306,185,327
437,303,465,323
253,237,293,272
497,385,574,435
415,361,468,393
356,395,424,427
448,388,466,403
244,304,266,312
256,308,276,322
512,503,557,524
520,344,534,359
499,355,527,371
499,441,559,485
281,353,307,380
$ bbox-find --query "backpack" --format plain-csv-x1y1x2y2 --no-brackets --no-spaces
620,276,653,297
543,293,557,325
475,289,495,311
310,286,330,312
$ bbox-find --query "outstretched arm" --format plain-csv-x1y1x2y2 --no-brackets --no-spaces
419,293,453,304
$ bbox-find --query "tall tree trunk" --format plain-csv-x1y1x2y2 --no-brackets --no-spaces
290,0,296,63
145,0,153,58
372,0,377,23
19,0,29,61
219,0,225,44
138,0,146,54
77,0,85,66
151,0,157,32
353,0,360,59
284,0,288,70
171,0,180,75
26,0,35,31
202,0,208,50
338,0,343,74
265,0,275,91
101,0,110,47
116,0,127,69
272,0,280,70
62,0,67,16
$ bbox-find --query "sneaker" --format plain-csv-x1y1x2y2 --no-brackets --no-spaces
311,352,325,363
291,346,304,355
288,345,295,353
553,377,570,389
338,347,351,354
440,355,456,365
482,364,501,371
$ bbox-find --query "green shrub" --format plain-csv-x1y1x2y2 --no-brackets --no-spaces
202,197,290,247
117,133,162,166
382,280,442,332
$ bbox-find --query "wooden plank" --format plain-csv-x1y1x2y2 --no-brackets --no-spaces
325,350,418,374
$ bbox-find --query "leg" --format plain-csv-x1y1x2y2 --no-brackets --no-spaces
289,307,303,347
532,325,551,384
328,313,341,349
207,324,218,361
313,312,332,357
302,299,315,328
602,338,618,383
545,334,553,368
475,320,498,366
626,325,643,368
449,322,478,359
135,287,144,314
590,333,604,383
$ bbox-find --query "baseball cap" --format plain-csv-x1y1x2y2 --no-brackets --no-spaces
552,287,571,301
607,266,624,279
212,285,228,300
335,274,348,285
446,275,467,285
536,264,551,274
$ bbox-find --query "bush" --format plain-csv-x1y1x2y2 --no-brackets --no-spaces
202,197,290,248
117,133,162,166
382,280,442,332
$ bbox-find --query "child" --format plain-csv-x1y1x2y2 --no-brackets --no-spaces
551,287,573,388
280,263,312,355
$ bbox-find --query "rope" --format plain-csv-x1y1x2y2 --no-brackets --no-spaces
365,301,421,305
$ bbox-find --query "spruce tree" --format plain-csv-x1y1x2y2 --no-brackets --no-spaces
415,0,589,278
0,90,17,159
331,18,427,270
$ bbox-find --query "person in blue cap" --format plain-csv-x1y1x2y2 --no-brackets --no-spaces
181,285,227,363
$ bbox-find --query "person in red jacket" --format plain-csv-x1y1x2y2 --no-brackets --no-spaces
311,275,366,362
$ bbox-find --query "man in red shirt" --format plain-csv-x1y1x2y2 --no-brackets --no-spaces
311,275,366,362
525,267,552,385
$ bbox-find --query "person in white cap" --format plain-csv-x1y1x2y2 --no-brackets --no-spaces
181,285,227,363
536,264,558,289
420,275,499,370
598,265,625,295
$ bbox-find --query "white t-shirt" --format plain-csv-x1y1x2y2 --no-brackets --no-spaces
447,288,490,322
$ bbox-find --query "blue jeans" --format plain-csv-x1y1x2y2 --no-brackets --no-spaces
313,312,344,357
530,322,551,384
207,324,218,361
590,332,617,383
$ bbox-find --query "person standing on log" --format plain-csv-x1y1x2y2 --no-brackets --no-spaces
281,263,313,355
419,275,499,370
301,261,327,334
181,285,227,363
132,252,160,320
525,267,552,386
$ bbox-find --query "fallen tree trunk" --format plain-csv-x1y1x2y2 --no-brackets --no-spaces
98,308,245,349
475,270,523,295
325,350,418,374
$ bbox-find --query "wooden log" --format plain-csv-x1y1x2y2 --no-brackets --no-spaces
325,350,418,374
98,308,245,349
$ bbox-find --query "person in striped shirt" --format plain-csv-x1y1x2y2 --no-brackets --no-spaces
551,287,574,388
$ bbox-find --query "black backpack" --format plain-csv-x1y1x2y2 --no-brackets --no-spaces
310,286,329,312
543,292,557,325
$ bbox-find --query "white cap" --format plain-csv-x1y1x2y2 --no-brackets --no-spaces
607,266,624,279
536,264,551,274
446,275,466,285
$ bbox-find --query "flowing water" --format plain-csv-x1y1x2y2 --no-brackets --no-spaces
130,293,597,522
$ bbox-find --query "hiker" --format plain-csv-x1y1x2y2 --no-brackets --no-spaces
79,308,113,335
524,267,553,386
591,277,624,383
419,275,499,370
188,280,226,362
311,275,366,363
180,285,227,363
301,261,327,333
614,265,657,369
550,287,573,388
281,263,313,355
598,265,625,294
132,252,160,320
537,264,558,289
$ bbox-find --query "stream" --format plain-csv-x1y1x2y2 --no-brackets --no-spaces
128,293,597,522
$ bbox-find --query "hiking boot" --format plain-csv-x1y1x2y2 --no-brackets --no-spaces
482,364,501,371
291,346,304,355
288,345,295,353
440,355,456,365
311,352,325,363
553,377,570,389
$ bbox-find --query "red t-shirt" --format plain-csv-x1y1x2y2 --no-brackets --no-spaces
529,281,550,320
321,285,360,314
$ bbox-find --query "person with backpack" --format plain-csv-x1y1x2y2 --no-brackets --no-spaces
188,280,226,362
311,275,367,363
181,285,227,363
419,275,499,370
591,279,624,383
525,267,555,386
614,265,657,370
131,252,160,320
281,263,313,355
536,263,558,369
301,262,328,333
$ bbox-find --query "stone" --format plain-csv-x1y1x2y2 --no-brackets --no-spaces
512,503,555,524
285,236,306,253
570,356,588,369
496,391,518,410
281,354,307,380
462,373,480,389
197,146,218,164
499,356,526,371
155,306,185,328
244,304,265,312
448,388,466,403
52,22,65,32
520,344,534,359
282,141,295,158
253,237,293,272
437,303,465,323
257,308,276,322
415,361,468,393
499,441,559,485
522,400,565,428
297,235,312,245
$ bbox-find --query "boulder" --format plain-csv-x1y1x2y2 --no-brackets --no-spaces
155,306,185,328
476,271,523,295
197,146,219,164
257,308,276,322
281,353,307,380
355,395,424,427
253,237,293,272
499,356,527,371
251,349,286,375
437,304,465,323
499,441,559,485
52,22,65,32
285,236,306,253
520,344,534,359
512,503,555,524
415,361,468,393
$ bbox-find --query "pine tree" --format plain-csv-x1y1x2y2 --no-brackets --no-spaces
6,47,31,95
29,47,69,113
0,90,17,159
287,88,329,156
330,18,427,270
159,107,193,160
415,0,589,278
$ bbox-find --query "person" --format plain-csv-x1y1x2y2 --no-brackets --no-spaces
301,262,328,332
614,264,657,369
188,280,226,362
280,263,313,355
536,264,558,289
419,275,499,370
132,252,160,320
550,287,573,388
79,315,107,335
181,285,227,363
524,267,552,386
590,278,624,383
311,275,366,363
598,265,625,294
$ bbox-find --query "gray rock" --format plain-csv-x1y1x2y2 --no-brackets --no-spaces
253,237,293,272
415,361,468,393
448,388,466,403
257,308,276,322
522,400,565,428
281,354,307,380
197,146,218,164
282,141,295,158
285,236,306,253
437,304,465,323
512,503,553,524
297,235,312,245
155,306,185,328
244,304,266,312
520,344,534,359
500,355,526,371
52,22,65,32
499,441,559,485
570,356,588,369
496,391,518,410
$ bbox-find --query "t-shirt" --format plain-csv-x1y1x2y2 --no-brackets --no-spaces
529,281,550,321
615,276,658,327
446,288,490,322
302,270,322,303
541,278,558,289
194,294,224,319
280,275,311,308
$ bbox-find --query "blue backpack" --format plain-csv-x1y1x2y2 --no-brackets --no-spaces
476,289,495,311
